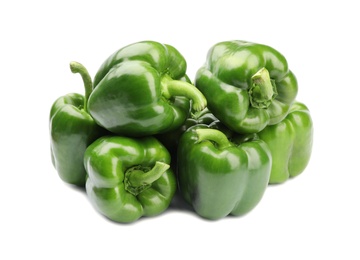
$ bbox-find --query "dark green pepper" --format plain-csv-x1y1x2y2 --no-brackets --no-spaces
195,40,298,134
88,41,207,137
177,125,271,220
50,62,106,186
84,135,176,223
258,101,313,184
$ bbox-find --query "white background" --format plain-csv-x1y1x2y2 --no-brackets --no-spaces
1,0,359,259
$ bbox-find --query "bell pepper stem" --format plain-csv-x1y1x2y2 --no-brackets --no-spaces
196,128,232,150
125,161,170,196
161,75,207,112
249,67,277,109
70,61,93,113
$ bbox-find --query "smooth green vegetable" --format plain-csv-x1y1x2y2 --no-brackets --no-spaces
88,41,207,137
50,39,313,223
258,101,313,184
84,135,176,223
50,62,106,186
177,125,271,220
195,40,298,134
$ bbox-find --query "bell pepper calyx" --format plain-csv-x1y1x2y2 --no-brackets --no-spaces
249,67,278,109
70,61,93,113
161,75,207,112
124,161,170,196
195,128,233,150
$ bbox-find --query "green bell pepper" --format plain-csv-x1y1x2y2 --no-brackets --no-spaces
258,101,313,184
84,135,176,223
50,62,106,186
177,125,271,220
195,40,298,134
88,41,207,137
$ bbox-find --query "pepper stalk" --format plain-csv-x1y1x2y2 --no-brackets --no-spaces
196,128,233,150
161,74,207,112
125,161,170,196
249,67,278,109
70,61,93,113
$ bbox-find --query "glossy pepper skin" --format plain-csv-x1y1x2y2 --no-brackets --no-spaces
84,135,176,223
258,101,313,184
177,125,271,220
195,40,298,134
88,41,207,137
50,62,105,186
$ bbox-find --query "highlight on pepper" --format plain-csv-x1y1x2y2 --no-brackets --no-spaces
49,40,313,223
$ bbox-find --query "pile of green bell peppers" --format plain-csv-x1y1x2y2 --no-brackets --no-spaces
49,40,313,222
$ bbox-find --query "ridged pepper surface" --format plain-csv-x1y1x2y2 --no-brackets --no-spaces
88,41,206,136
258,101,313,184
195,40,298,134
50,62,106,186
84,135,176,223
177,125,271,220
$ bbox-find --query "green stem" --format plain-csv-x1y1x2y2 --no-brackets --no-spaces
70,61,93,113
249,67,277,109
161,75,207,112
196,128,232,150
125,161,170,196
